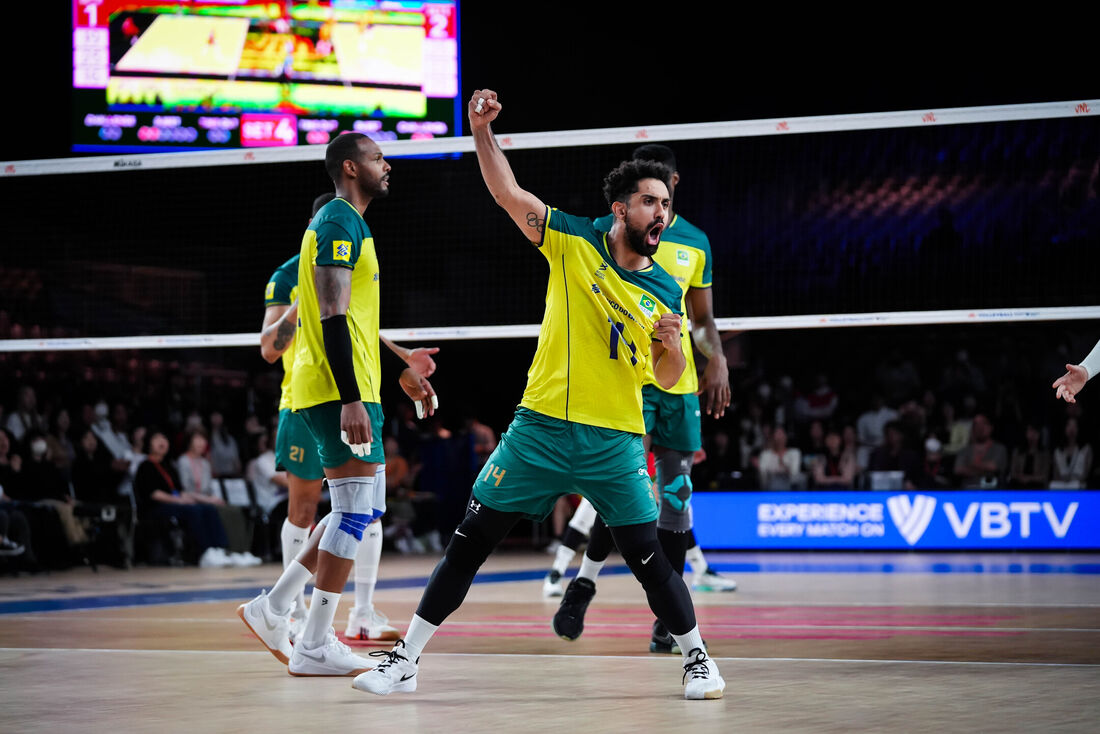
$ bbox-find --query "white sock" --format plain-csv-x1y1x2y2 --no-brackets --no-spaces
576,554,605,582
672,625,706,660
354,522,382,609
401,614,438,661
552,543,577,575
301,587,341,648
281,520,311,613
685,545,707,573
268,559,312,617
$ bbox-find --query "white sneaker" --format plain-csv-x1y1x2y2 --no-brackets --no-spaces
693,567,737,592
288,628,373,677
200,547,232,568
345,605,401,641
351,640,418,695
682,648,725,700
542,570,564,598
288,615,306,646
236,590,293,664
229,551,263,567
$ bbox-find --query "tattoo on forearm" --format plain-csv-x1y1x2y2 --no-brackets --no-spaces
526,211,545,234
273,319,295,351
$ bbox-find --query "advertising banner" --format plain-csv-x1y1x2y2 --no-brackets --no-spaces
692,491,1098,550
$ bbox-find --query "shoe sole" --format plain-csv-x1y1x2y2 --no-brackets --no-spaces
351,678,417,695
551,619,581,642
649,641,680,654
288,666,371,677
685,688,725,700
693,584,737,592
346,629,402,642
236,605,289,665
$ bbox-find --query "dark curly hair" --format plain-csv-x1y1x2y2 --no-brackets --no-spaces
602,159,673,209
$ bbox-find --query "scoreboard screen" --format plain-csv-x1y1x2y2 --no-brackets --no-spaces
72,1,460,153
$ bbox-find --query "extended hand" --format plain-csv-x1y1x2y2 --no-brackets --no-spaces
468,89,502,130
1052,364,1088,404
399,367,439,419
406,347,440,378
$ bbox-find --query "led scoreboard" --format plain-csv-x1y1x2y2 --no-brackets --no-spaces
72,1,460,152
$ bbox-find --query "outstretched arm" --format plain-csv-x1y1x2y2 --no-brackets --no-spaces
381,335,439,378
468,89,547,244
260,301,298,363
1053,338,1100,403
686,287,730,418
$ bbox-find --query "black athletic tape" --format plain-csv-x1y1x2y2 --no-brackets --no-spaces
321,314,361,404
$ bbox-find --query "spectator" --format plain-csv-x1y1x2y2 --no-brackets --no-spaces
0,429,20,495
758,426,805,490
1050,417,1093,489
856,394,898,469
45,408,76,482
940,400,973,457
246,430,287,516
90,401,139,499
17,431,89,552
953,413,1008,488
868,421,922,490
177,429,258,562
1009,423,1052,489
812,429,856,489
0,505,29,559
914,436,951,489
875,349,921,406
794,374,839,425
71,428,133,567
133,431,232,567
799,419,827,475
207,411,242,478
5,385,45,444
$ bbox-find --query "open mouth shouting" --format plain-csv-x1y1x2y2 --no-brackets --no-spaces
646,220,665,248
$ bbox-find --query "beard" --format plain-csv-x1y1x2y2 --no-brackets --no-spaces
362,174,390,199
625,218,663,258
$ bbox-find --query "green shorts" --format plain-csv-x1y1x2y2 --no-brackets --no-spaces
472,407,658,527
643,385,702,453
275,408,324,480
295,401,385,468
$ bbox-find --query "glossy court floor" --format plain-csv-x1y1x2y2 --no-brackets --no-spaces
1,551,1098,733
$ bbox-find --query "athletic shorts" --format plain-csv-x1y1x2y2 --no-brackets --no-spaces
296,401,385,468
472,407,658,527
643,385,702,453
275,408,324,481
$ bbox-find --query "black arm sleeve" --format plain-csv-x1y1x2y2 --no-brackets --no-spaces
321,314,361,405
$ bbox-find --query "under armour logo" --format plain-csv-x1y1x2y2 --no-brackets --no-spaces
887,494,937,546
469,500,481,513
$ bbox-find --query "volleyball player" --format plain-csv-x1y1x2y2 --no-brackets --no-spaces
1053,339,1100,403
238,133,437,676
547,144,737,655
351,90,724,700
257,193,440,645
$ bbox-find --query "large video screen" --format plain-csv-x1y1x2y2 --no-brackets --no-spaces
72,1,460,152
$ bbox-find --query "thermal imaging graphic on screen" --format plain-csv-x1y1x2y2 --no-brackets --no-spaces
72,1,460,152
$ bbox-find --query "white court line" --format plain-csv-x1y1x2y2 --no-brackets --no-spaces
4,616,1096,633
1,647,1095,668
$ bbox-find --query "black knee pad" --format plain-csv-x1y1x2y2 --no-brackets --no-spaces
656,450,694,533
442,503,509,573
611,523,674,590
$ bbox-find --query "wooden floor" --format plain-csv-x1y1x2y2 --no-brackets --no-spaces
2,551,1098,733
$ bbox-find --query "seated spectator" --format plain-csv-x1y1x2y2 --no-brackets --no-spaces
134,431,232,567
18,431,89,551
953,413,1008,488
208,411,242,478
72,428,133,567
856,394,897,470
45,408,76,482
800,419,827,474
246,430,287,516
812,429,856,489
914,436,951,489
5,385,46,445
758,426,805,489
177,429,258,562
1009,423,1052,489
868,421,922,490
0,505,29,559
1050,417,1093,489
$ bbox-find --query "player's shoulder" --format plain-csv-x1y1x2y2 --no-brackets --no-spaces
547,208,598,239
643,260,685,313
665,214,710,251
311,198,368,235
272,253,299,280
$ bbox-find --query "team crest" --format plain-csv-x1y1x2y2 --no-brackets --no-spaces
638,294,656,317
333,240,352,262
676,249,690,266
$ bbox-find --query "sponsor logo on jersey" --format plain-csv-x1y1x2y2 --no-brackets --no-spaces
333,240,352,262
265,282,276,300
595,261,609,280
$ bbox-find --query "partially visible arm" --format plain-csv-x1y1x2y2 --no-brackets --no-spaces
1053,338,1100,403
468,89,547,243
381,335,439,378
260,302,298,363
686,286,730,418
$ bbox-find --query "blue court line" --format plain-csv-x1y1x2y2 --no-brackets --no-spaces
2,561,1097,616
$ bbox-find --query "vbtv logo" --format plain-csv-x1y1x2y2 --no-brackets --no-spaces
887,494,1079,546
887,495,937,545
